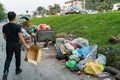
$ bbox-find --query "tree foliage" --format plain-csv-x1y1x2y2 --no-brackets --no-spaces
96,2,109,11
36,4,61,16
36,6,45,15
0,3,6,22
32,11,37,17
48,4,61,15
85,0,120,11
36,6,46,17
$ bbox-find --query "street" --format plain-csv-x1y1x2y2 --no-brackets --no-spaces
0,22,114,80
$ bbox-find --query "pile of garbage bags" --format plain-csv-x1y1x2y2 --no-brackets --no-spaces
55,34,107,76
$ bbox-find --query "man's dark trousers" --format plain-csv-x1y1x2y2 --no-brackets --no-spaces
3,43,21,73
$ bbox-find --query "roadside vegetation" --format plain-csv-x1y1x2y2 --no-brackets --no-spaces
0,3,6,22
31,11,120,69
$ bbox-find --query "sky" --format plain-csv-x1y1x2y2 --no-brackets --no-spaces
0,0,68,15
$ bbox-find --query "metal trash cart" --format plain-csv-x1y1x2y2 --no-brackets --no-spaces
35,30,55,46
37,30,55,41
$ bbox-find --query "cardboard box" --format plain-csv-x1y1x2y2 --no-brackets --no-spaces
25,45,42,64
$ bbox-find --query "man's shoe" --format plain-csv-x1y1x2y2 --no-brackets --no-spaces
2,73,8,80
16,69,22,75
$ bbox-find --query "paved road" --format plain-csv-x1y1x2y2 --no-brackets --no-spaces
0,22,114,80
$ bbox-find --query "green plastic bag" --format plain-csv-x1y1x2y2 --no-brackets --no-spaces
66,60,77,68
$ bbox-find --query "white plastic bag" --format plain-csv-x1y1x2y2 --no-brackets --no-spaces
65,43,75,51
95,54,106,65
73,38,89,47
55,38,66,50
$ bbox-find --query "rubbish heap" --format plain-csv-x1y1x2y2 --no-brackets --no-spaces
55,33,110,77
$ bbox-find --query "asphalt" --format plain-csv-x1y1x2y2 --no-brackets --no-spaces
0,22,114,80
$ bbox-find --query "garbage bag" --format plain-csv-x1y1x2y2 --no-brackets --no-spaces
84,44,97,62
76,60,85,71
66,60,77,68
55,38,66,50
56,49,67,60
60,45,72,57
60,44,68,54
65,43,75,51
70,66,80,72
69,54,80,62
73,38,89,47
95,54,106,65
68,40,80,49
84,62,104,75
38,24,51,30
76,47,91,58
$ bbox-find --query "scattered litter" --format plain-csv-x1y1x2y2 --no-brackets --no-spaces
103,78,111,80
87,75,90,78
62,66,66,68
78,71,83,75
97,72,110,78
43,47,49,50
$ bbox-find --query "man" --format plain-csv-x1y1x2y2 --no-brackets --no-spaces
2,11,30,80
18,16,31,41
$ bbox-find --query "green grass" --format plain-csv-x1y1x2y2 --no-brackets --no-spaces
31,12,120,69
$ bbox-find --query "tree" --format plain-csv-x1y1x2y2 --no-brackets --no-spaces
85,0,97,10
36,6,45,17
32,11,37,17
48,4,61,15
0,3,6,22
55,4,61,13
85,0,120,10
48,5,54,15
96,2,109,11
100,0,104,2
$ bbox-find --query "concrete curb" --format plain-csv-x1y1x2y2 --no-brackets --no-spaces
107,66,120,80
115,74,120,80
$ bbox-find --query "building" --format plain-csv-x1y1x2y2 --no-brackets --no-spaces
63,0,83,10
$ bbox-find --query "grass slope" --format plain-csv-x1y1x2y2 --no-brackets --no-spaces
31,12,120,69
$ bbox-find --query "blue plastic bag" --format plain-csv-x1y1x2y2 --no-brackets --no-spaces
77,47,91,58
